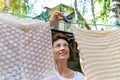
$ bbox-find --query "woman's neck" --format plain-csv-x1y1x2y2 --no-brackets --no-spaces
55,60,74,78
55,60,68,75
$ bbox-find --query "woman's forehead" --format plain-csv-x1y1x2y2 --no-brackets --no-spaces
54,39,68,44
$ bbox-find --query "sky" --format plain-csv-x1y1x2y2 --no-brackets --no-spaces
29,0,74,15
29,0,93,21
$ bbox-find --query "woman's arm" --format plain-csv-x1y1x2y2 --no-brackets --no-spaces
49,11,63,27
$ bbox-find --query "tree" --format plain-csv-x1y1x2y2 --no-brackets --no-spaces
95,0,110,24
91,0,97,30
0,0,6,10
0,0,30,16
108,0,120,28
74,0,91,30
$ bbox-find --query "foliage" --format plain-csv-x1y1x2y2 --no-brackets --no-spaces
77,0,110,24
0,0,30,16
74,0,91,30
48,3,74,17
94,0,110,23
9,0,30,15
0,0,5,10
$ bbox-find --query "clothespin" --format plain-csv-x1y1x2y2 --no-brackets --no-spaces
41,11,47,22
63,16,71,24
101,28,104,31
114,21,120,26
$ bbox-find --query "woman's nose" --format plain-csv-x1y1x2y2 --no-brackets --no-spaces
60,45,65,49
60,45,68,50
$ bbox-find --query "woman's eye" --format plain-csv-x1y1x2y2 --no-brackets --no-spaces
63,44,69,47
55,44,61,48
54,44,69,48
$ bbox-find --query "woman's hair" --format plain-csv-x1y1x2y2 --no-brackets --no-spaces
52,33,69,45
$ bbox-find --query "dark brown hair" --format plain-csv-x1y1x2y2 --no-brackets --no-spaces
52,33,69,45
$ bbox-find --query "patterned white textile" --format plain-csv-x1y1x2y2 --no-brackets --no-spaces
71,26,120,80
0,13,54,80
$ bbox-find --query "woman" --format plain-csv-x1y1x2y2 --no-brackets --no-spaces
43,33,84,80
43,12,85,80
53,33,84,80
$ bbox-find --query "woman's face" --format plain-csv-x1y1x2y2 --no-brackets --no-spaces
53,39,70,61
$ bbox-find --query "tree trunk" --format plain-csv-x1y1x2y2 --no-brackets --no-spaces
91,0,97,30
74,0,91,30
109,0,120,28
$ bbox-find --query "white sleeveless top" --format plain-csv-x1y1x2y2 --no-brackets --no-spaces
43,68,85,80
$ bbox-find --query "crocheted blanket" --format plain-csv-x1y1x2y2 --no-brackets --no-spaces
0,13,54,80
71,26,120,80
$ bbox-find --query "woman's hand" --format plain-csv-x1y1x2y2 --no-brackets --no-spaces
49,11,63,27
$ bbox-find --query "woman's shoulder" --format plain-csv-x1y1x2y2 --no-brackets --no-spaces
74,71,85,80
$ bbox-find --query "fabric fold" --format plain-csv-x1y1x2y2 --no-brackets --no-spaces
0,13,54,80
71,25,120,80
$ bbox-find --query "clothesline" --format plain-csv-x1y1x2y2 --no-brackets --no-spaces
1,11,120,27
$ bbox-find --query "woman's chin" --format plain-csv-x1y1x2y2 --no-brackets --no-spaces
59,56,69,60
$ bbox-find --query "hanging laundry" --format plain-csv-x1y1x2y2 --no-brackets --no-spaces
0,12,54,80
71,25,120,80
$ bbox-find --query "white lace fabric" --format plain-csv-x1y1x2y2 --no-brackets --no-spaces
0,13,54,80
